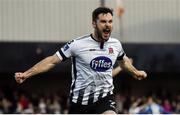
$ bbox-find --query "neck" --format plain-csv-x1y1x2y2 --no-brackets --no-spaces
92,32,104,42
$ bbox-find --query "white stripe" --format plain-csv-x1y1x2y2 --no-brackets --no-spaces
102,88,112,93
55,51,63,61
93,87,103,103
82,100,88,105
81,92,89,104
72,99,77,103
102,92,109,98
72,95,78,103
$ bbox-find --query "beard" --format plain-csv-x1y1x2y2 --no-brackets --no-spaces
95,26,111,42
96,28,104,42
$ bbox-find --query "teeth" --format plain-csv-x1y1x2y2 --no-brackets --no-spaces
103,29,110,33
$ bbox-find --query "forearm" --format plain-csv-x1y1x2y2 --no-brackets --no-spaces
120,56,138,77
23,55,58,78
123,63,138,77
112,66,122,77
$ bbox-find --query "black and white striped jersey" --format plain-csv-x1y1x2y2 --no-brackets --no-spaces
56,34,125,105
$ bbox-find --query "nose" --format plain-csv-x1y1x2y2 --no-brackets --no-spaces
105,22,111,27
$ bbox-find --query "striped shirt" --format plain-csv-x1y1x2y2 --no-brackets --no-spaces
56,34,125,105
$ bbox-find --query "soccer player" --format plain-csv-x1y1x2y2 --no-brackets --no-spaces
15,7,147,114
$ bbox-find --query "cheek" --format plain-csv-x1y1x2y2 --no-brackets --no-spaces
97,24,104,31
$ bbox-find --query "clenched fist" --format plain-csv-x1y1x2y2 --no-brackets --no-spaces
133,70,147,80
14,72,27,84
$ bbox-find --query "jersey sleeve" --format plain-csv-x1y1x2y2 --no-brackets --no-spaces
117,40,126,61
56,40,75,61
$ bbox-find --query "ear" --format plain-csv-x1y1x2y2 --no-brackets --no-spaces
92,21,96,28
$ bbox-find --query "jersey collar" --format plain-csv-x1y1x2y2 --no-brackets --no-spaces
90,34,105,49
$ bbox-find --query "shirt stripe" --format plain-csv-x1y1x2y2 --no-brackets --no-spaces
69,57,77,103
77,88,86,104
59,49,68,61
117,52,125,60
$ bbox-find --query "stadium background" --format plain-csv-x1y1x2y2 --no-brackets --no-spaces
0,0,180,113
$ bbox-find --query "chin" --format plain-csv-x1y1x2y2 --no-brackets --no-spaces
103,37,109,41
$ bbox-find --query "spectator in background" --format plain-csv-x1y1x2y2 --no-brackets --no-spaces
1,98,12,113
18,94,29,110
175,102,180,113
163,99,172,113
129,97,146,114
38,97,46,114
138,95,171,114
174,93,180,113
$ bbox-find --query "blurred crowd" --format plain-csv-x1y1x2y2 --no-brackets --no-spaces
115,92,180,114
0,87,179,114
0,87,69,114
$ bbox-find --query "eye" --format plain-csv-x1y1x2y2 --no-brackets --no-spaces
100,20,106,23
109,20,113,23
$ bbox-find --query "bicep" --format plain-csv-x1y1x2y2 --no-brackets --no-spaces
44,54,62,66
119,55,130,66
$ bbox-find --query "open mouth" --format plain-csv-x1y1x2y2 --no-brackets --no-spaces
103,28,110,33
103,29,111,36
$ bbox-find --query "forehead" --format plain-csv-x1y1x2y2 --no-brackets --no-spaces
97,13,113,20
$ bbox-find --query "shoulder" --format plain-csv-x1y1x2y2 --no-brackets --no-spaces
64,34,90,46
63,34,91,51
108,37,124,53
73,34,91,43
69,34,92,48
108,37,122,45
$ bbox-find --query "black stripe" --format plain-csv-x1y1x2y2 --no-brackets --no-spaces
88,90,95,105
69,57,77,102
59,49,68,61
107,91,111,96
77,88,86,104
100,42,104,49
98,89,104,100
117,53,125,60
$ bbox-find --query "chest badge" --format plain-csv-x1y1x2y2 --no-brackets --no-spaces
108,47,114,54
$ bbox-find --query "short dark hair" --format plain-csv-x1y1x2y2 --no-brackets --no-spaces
92,7,113,22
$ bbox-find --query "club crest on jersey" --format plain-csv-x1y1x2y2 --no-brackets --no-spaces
90,56,112,72
108,47,114,54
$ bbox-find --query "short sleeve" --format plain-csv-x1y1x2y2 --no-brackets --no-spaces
56,39,75,61
117,40,126,61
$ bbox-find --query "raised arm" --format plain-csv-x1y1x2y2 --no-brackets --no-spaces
112,58,133,77
15,53,61,84
119,55,147,80
112,66,122,77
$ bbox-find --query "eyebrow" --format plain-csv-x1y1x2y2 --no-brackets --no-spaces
98,19,113,23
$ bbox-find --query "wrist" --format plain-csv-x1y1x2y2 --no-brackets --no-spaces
131,70,139,78
23,72,30,79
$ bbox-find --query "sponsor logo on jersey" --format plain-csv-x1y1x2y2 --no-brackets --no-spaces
63,44,69,51
63,40,74,51
90,56,112,72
